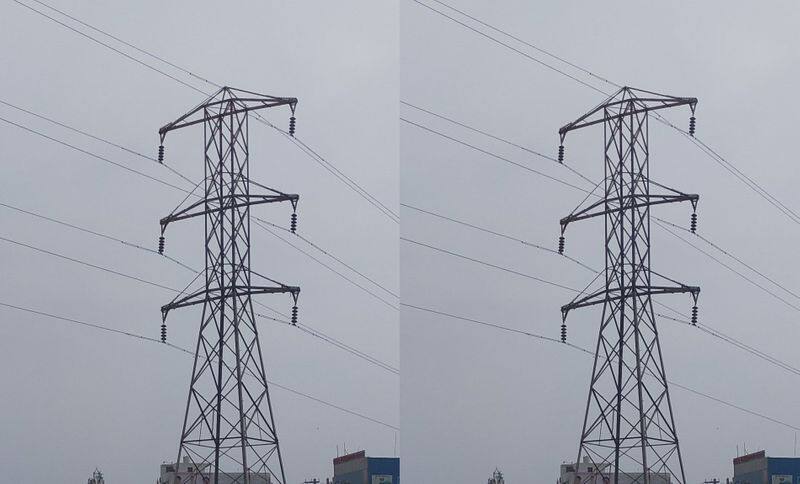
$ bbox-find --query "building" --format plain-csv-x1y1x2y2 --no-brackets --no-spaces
156,456,271,484
733,450,800,484
88,468,105,484
331,450,399,484
558,456,671,484
488,468,505,484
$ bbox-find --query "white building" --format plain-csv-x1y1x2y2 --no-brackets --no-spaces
558,456,671,484
156,456,271,484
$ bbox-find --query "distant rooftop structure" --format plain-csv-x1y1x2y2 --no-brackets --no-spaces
88,468,105,484
733,450,800,484
558,456,671,484
155,456,271,484
488,468,505,484
331,450,398,484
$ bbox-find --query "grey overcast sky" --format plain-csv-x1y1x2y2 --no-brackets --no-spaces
0,1,398,482
401,1,800,482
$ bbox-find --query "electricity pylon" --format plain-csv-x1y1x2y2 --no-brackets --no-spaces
557,87,700,484
157,86,300,484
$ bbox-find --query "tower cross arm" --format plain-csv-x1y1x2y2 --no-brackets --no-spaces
560,192,698,231
561,284,700,320
158,86,297,139
161,284,300,321
160,192,299,231
558,87,696,140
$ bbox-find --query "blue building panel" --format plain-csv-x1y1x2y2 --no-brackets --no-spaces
367,457,399,483
767,458,800,484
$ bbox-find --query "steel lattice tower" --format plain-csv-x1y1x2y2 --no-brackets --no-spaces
557,87,701,484
157,86,300,484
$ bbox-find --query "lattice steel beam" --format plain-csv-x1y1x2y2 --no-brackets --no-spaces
558,86,700,484
157,86,299,484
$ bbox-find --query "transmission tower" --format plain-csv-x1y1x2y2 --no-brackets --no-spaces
157,86,300,484
557,87,701,484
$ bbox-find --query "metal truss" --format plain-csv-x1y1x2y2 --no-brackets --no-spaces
158,86,299,484
558,87,700,484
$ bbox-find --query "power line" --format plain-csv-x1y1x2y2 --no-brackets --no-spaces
267,380,398,431
0,300,398,431
0,98,154,161
0,198,398,379
255,302,398,374
9,0,208,96
401,101,558,161
0,102,396,308
655,219,800,314
7,3,400,296
403,224,800,384
0,300,185,352
0,224,397,378
654,113,800,227
0,234,177,292
655,217,800,303
0,200,196,273
401,202,597,273
401,236,577,292
251,116,399,223
402,223,800,379
667,380,800,433
407,0,608,96
0,115,190,194
285,134,399,223
0,232,295,322
256,218,397,299
402,112,800,321
423,0,621,89
402,230,800,381
13,0,398,224
259,312,399,375
0,97,195,188
402,302,573,348
0,8,398,298
256,220,399,311
402,302,800,432
657,312,800,378
400,117,589,193
401,100,596,188
400,108,604,198
243,109,399,223
25,0,222,90
654,302,800,377
297,322,399,375
8,0,399,433
409,0,800,230
403,230,800,395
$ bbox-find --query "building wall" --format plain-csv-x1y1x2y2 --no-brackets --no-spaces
735,469,768,484
332,455,399,484
367,457,399,483
768,458,800,484
333,451,368,484
733,452,800,484
332,469,368,484
734,451,768,484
